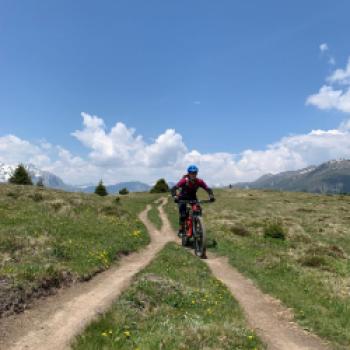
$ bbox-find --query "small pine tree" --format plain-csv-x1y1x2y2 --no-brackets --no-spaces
119,187,129,195
36,177,44,187
9,164,33,185
150,178,169,193
95,180,108,196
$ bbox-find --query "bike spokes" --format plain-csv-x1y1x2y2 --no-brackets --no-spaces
193,217,207,258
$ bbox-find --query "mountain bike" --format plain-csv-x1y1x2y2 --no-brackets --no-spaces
177,199,212,258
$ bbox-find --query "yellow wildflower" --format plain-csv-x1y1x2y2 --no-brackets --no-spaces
132,230,141,237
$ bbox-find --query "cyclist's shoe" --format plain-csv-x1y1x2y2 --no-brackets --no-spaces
177,229,184,237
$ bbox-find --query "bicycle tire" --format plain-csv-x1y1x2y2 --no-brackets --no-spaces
193,216,207,258
181,221,189,247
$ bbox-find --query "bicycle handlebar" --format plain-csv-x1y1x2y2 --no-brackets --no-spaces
176,199,212,204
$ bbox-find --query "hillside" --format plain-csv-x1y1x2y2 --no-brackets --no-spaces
0,183,158,317
233,159,350,193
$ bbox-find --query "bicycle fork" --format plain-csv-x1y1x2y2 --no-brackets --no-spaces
186,217,193,237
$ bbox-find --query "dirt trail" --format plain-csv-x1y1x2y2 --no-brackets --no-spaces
0,199,174,350
158,202,331,350
205,255,331,350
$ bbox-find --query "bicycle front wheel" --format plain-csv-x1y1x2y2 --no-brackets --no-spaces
193,216,207,258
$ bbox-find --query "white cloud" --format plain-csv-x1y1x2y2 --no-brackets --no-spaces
306,57,350,113
306,85,350,113
0,135,50,166
72,113,187,168
320,43,329,52
72,113,144,165
327,58,350,85
3,113,350,186
141,129,188,167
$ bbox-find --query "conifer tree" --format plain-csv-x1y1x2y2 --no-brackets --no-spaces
150,178,169,193
8,164,33,185
94,180,108,196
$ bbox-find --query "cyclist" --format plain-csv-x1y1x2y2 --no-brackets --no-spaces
171,165,215,236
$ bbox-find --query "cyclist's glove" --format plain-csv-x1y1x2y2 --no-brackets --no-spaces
173,196,179,203
209,196,216,202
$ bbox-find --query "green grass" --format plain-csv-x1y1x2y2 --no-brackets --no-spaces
117,192,162,217
72,243,265,350
0,184,157,316
165,189,350,349
147,201,163,230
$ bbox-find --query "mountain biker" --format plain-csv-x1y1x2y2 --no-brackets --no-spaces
171,165,215,236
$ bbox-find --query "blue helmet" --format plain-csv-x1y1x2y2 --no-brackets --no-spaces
187,164,199,173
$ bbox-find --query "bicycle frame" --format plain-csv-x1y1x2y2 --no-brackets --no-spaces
178,200,211,237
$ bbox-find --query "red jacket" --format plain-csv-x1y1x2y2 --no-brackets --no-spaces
171,176,212,200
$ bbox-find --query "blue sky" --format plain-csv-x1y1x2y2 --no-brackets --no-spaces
1,1,350,185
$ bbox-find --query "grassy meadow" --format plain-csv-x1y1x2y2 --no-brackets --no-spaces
72,243,265,350
0,183,159,317
147,202,163,230
165,189,350,349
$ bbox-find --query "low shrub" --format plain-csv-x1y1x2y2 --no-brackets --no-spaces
299,255,327,268
229,225,250,237
263,221,286,240
119,188,129,195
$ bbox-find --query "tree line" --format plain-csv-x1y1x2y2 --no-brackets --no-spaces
7,164,170,195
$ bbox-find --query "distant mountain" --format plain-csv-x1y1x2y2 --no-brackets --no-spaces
80,181,151,193
233,159,350,194
0,162,169,193
0,163,74,191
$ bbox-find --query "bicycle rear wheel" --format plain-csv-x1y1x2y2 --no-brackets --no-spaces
181,232,189,247
181,221,190,247
193,216,207,258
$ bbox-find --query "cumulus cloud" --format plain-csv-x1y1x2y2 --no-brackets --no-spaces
0,135,50,166
72,113,145,166
3,113,350,186
306,85,350,113
306,57,350,113
72,113,188,169
327,58,350,85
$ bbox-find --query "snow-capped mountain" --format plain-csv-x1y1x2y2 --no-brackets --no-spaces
0,162,74,190
233,159,350,194
0,163,153,192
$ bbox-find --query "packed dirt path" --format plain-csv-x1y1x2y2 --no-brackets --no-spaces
0,198,174,350
205,255,331,350
159,199,332,350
